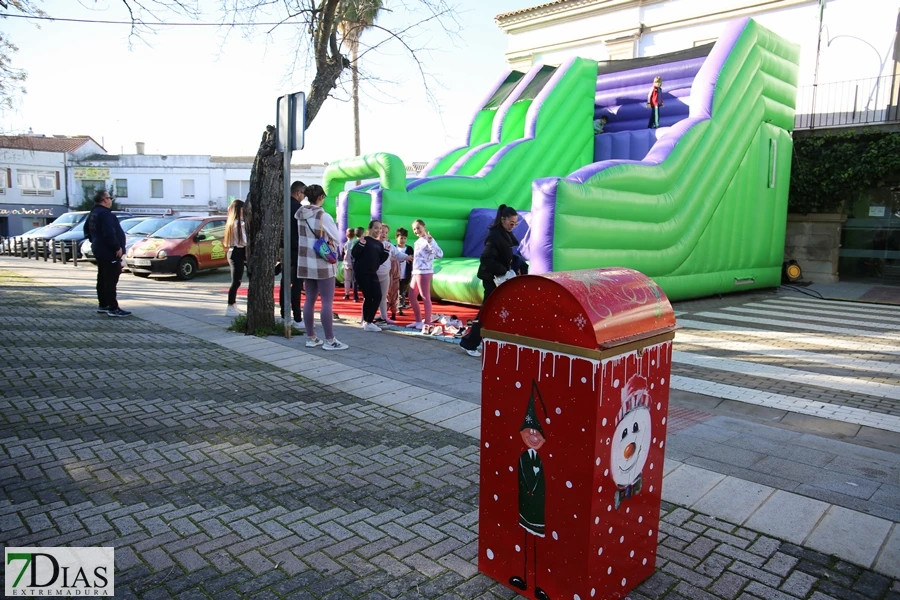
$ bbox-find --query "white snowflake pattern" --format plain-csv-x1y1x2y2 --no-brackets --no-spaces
573,314,587,330
499,308,510,323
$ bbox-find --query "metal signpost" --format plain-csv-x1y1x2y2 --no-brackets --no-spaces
275,92,306,338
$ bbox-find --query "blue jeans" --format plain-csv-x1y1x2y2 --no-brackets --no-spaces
648,105,660,129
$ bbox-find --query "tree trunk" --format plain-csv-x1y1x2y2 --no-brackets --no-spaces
244,125,284,334
352,35,361,185
352,36,361,157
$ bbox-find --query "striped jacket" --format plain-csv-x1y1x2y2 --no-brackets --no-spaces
294,205,340,280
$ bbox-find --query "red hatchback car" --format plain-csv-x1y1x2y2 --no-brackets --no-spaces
125,216,228,280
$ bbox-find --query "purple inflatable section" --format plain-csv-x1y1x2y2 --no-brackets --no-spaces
527,18,749,274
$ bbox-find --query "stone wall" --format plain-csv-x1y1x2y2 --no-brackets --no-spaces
783,213,846,283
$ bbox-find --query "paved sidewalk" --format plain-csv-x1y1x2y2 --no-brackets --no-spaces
1,273,898,599
1,260,900,596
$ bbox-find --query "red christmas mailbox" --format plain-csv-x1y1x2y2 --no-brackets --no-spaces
478,268,676,600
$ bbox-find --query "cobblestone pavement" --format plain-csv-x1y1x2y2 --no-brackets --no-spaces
1,273,899,599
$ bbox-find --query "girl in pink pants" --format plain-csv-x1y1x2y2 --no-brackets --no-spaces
406,219,443,330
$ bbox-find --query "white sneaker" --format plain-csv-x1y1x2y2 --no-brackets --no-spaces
225,305,243,317
323,338,349,351
305,336,323,348
464,348,482,357
406,321,424,329
362,322,382,332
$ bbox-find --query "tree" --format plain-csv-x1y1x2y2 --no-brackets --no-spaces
234,0,458,334
0,0,45,112
243,126,284,333
74,184,122,211
338,0,383,158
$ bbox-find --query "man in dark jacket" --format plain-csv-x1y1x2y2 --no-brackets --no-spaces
85,189,130,317
280,180,305,323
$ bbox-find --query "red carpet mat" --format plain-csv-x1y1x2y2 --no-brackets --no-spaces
226,285,481,338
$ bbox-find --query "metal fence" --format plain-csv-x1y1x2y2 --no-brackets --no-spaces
0,237,85,267
795,74,900,129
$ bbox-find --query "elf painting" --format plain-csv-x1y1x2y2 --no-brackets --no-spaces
510,381,550,600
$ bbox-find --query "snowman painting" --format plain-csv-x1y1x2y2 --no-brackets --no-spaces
611,374,653,510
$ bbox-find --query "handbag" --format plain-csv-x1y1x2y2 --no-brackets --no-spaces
304,218,338,264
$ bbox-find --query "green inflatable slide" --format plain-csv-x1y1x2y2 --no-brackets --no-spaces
324,18,799,303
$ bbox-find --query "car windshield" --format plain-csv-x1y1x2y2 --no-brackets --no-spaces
151,220,199,239
130,218,173,236
52,213,86,225
119,219,147,233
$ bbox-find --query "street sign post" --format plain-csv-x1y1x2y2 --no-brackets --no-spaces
276,92,306,338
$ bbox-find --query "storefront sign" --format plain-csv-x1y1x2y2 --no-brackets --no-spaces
73,167,110,180
0,207,57,216
124,207,173,215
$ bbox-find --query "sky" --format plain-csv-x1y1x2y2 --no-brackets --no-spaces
2,0,536,163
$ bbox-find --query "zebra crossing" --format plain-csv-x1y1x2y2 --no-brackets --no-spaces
672,293,900,433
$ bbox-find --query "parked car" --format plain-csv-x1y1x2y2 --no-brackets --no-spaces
126,216,228,280
54,213,136,261
83,216,175,266
79,217,149,262
3,226,48,254
29,211,89,251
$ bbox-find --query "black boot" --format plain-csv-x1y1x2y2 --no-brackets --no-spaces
508,576,527,591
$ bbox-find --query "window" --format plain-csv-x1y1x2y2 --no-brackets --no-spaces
226,180,250,202
198,219,226,241
115,179,128,198
81,180,105,200
181,179,195,199
0,169,7,195
17,169,57,197
151,179,164,198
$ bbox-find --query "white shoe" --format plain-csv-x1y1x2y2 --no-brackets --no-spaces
464,348,482,357
406,321,423,329
362,322,382,332
225,305,243,317
323,338,349,351
305,336,323,348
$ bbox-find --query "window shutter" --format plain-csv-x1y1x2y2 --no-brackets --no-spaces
7,168,11,188
56,171,60,190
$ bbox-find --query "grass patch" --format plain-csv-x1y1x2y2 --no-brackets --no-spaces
227,314,304,337
0,270,35,285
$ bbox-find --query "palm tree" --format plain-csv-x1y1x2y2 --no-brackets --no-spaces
338,0,383,158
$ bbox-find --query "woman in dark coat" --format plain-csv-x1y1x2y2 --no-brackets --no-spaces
477,204,520,302
460,205,520,357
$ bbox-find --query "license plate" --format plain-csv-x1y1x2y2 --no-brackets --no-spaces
133,259,152,266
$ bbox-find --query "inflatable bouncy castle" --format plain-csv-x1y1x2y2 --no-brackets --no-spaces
323,18,800,304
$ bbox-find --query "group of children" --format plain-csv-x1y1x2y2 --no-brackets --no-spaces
341,218,443,332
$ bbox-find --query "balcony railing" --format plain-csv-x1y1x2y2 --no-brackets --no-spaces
795,74,900,129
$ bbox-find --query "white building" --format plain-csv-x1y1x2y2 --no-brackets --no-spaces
71,146,327,218
0,135,106,236
0,134,329,236
496,0,900,127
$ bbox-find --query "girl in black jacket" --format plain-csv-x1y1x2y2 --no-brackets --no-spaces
461,205,520,357
351,220,390,332
477,205,520,302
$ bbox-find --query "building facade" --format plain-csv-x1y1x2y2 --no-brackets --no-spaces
70,150,327,217
0,135,106,236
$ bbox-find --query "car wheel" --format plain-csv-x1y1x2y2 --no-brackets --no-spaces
133,272,150,278
176,257,198,280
